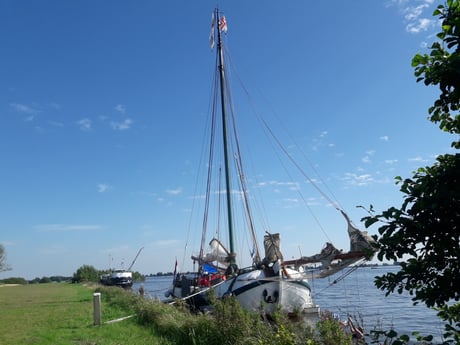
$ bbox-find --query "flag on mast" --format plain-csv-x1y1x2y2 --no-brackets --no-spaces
219,16,228,33
209,13,215,49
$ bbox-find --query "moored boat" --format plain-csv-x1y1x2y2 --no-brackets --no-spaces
166,8,375,317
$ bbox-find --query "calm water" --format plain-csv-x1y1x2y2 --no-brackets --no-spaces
133,266,446,342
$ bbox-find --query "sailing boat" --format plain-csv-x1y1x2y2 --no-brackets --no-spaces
165,8,375,316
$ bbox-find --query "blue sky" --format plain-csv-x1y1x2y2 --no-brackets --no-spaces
1,0,455,280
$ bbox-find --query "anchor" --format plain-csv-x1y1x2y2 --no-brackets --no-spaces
262,289,279,303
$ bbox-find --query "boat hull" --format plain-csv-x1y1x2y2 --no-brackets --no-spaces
213,268,318,315
166,267,319,316
100,270,133,288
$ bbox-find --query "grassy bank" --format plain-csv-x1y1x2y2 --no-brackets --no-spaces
0,283,154,345
0,282,356,345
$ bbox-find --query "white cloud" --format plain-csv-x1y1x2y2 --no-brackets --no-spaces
10,103,40,114
77,118,92,131
154,239,180,246
48,120,64,127
406,18,434,33
362,156,371,163
384,159,398,164
404,4,428,21
166,187,183,195
97,184,112,193
343,172,375,186
111,118,133,130
36,224,103,232
114,104,126,114
390,0,436,34
380,135,389,142
408,156,429,163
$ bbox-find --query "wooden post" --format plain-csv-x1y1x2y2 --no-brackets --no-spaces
93,292,101,326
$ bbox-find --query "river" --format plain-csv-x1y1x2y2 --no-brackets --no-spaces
133,266,446,343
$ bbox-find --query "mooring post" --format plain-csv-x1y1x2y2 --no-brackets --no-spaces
93,292,101,326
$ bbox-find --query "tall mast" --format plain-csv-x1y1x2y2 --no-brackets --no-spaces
215,8,236,263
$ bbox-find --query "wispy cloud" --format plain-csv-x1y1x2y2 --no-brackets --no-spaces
166,187,183,195
77,118,92,131
390,0,436,33
311,131,330,151
407,17,434,33
10,103,40,114
97,183,112,193
282,198,300,208
48,102,61,110
39,245,67,255
258,180,300,188
408,156,429,163
361,150,375,164
114,104,126,114
154,239,179,246
36,224,104,232
111,118,133,130
380,135,389,142
343,172,375,186
362,156,371,163
48,120,64,127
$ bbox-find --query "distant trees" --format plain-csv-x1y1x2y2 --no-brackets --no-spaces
0,277,27,285
0,244,11,272
363,0,460,341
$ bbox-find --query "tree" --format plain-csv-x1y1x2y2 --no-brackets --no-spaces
412,0,460,148
362,0,460,340
0,244,11,272
72,265,99,283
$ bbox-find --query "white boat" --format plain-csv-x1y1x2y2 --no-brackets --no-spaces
100,247,143,289
100,270,133,288
166,8,375,317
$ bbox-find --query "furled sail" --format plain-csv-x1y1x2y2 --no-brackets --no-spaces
284,210,376,278
197,238,232,265
263,232,284,263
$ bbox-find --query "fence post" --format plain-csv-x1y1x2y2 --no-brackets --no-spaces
93,292,101,326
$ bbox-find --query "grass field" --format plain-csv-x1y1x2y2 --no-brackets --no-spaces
0,283,156,345
0,282,364,345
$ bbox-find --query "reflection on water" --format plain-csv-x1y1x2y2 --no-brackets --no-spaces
133,266,446,342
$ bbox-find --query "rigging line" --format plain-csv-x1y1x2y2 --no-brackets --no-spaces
218,45,264,263
254,90,346,213
234,152,261,263
223,63,262,262
216,166,222,240
182,52,220,272
199,64,220,262
313,260,367,296
221,45,274,239
223,51,334,242
224,49,346,215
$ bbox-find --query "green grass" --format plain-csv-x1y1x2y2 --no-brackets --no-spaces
0,282,358,345
0,283,155,345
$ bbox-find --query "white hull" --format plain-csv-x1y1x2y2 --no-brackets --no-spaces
100,270,133,288
166,266,319,316
213,268,318,315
